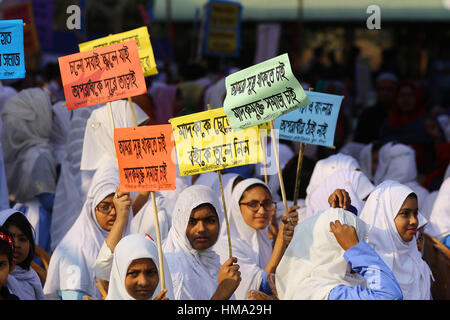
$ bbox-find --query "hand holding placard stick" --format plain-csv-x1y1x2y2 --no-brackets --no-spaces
169,107,263,259
114,124,176,291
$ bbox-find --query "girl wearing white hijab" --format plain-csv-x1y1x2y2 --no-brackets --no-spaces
106,233,174,300
0,209,45,300
425,177,450,247
276,208,403,300
43,160,132,300
358,180,433,300
373,142,430,212
1,88,58,252
302,168,374,222
214,178,298,300
163,185,241,300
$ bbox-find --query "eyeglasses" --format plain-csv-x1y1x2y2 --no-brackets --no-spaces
95,202,115,214
239,200,277,211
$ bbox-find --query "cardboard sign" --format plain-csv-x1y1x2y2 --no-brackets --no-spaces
0,19,25,79
203,0,242,57
58,40,147,110
114,124,176,192
79,26,158,77
223,53,311,130
273,91,343,147
169,108,262,177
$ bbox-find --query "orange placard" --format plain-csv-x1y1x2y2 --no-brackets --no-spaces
114,124,176,192
58,40,147,110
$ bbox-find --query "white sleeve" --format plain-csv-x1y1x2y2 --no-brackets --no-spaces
94,241,114,281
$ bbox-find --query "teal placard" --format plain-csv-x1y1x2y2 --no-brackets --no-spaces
0,19,25,80
273,91,343,147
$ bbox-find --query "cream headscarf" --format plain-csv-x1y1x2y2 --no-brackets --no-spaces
373,142,430,211
276,208,368,300
358,180,433,300
303,168,374,222
106,233,174,300
214,178,273,300
1,88,57,202
162,185,223,300
80,99,149,171
44,160,131,299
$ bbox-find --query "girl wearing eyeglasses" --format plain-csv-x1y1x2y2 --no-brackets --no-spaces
44,161,132,300
214,178,299,300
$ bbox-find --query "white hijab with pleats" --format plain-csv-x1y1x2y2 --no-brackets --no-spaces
214,178,273,300
44,160,132,299
162,185,223,300
106,233,174,300
276,208,368,300
358,180,433,300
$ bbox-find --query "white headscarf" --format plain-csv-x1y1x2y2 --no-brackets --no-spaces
44,160,131,299
0,209,45,300
106,233,174,300
0,80,17,113
373,142,430,211
276,208,368,300
80,99,149,171
358,180,433,300
425,177,450,243
214,178,273,300
303,168,374,222
1,88,57,202
162,185,223,300
306,153,360,196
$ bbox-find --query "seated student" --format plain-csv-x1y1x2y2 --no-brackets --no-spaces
163,185,241,300
0,209,45,300
0,226,19,300
44,160,132,300
214,178,299,300
106,233,173,300
276,208,403,300
359,180,433,299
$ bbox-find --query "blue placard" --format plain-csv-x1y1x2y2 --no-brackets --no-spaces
273,91,343,147
0,19,25,79
203,0,242,58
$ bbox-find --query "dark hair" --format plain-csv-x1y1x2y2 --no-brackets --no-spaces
232,176,244,191
3,212,35,270
0,226,14,266
407,192,418,199
192,203,218,217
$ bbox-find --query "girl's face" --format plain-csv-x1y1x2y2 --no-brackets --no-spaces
95,194,116,232
239,186,275,230
125,258,159,300
7,225,29,265
396,85,416,114
394,195,419,242
185,204,219,250
0,253,12,288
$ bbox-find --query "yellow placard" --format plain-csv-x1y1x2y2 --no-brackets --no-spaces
79,26,157,77
169,108,262,177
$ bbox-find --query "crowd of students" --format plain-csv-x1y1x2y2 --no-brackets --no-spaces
0,53,448,301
